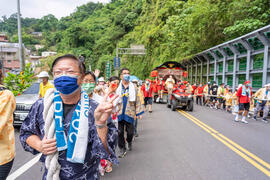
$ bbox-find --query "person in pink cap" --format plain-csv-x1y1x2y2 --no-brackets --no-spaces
235,80,253,123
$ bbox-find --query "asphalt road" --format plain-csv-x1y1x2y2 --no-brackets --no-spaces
9,103,270,180
9,128,43,180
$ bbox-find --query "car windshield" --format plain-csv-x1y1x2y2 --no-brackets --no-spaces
23,83,40,94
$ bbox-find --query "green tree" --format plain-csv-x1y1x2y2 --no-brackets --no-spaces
3,0,270,79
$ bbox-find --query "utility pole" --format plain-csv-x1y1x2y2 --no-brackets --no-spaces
17,0,24,71
0,46,4,74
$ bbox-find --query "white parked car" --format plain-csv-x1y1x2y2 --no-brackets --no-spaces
13,82,40,126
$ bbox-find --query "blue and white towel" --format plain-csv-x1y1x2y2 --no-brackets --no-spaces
116,81,136,102
54,91,89,163
241,85,251,97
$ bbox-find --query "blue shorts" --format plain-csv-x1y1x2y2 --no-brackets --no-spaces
144,97,153,105
239,103,250,111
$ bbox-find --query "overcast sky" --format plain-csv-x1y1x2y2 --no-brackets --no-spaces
0,0,110,19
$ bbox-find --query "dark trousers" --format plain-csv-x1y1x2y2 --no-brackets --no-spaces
134,118,138,134
118,120,134,150
0,159,14,180
196,96,202,105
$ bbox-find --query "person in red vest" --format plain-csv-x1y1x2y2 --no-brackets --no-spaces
195,84,204,105
152,79,158,96
141,79,154,113
235,80,253,124
192,83,197,95
157,77,165,102
180,81,187,91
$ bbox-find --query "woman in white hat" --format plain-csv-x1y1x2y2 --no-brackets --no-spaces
94,77,106,97
37,71,54,98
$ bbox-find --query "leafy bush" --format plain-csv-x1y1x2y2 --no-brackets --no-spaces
4,63,35,96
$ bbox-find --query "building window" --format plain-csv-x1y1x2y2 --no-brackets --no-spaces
238,74,246,84
209,76,214,82
253,54,263,70
227,75,233,87
210,64,214,74
202,77,207,84
227,60,233,72
203,65,207,75
218,76,222,85
218,62,223,73
252,73,262,89
239,58,247,71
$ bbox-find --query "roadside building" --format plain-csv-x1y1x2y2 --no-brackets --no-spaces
0,42,30,74
27,55,42,68
31,32,42,37
41,51,56,57
0,33,8,42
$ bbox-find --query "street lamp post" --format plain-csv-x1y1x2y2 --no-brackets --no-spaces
17,0,24,71
0,46,4,74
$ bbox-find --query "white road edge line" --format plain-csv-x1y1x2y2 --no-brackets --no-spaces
7,153,42,180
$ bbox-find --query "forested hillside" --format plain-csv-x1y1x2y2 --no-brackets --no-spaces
1,0,270,79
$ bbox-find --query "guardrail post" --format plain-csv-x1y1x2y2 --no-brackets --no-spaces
228,44,239,91
195,59,198,84
209,51,218,82
256,32,270,86
191,62,193,84
202,54,210,83
196,56,204,84
218,48,227,83
240,39,252,81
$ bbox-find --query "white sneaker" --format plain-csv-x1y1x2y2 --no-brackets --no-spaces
234,117,239,122
241,119,248,124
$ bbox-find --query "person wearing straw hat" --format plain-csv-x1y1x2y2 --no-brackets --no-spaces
37,71,54,98
252,83,270,123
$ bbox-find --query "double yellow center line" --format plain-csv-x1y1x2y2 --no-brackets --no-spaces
178,109,270,177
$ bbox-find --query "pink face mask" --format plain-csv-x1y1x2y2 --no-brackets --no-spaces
110,83,118,91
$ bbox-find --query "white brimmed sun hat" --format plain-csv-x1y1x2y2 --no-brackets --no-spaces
37,71,49,78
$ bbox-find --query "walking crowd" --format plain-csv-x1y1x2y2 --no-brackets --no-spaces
188,80,270,124
1,54,270,179
0,54,157,180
